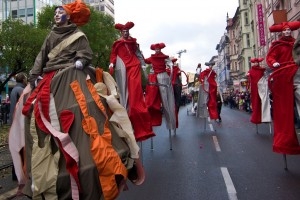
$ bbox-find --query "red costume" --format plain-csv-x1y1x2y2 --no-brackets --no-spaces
110,22,155,142
144,43,176,130
199,66,219,120
247,58,265,124
266,21,300,154
167,58,183,128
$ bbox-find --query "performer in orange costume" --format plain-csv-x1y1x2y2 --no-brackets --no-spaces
109,21,155,142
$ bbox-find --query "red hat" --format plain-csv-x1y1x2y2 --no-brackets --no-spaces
62,0,90,26
250,58,264,63
150,43,166,50
269,21,300,32
115,22,135,31
171,58,178,63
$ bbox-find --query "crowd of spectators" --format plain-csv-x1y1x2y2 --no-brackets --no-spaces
224,90,252,113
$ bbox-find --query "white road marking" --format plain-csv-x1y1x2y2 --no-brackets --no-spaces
209,123,214,132
212,136,221,152
221,167,238,200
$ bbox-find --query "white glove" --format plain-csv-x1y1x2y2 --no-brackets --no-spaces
109,63,114,68
34,76,43,87
272,62,280,68
142,65,147,70
75,60,83,70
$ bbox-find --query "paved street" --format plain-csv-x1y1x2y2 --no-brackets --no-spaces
118,104,300,200
1,103,300,200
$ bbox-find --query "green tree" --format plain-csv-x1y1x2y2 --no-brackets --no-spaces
0,18,48,92
81,8,119,69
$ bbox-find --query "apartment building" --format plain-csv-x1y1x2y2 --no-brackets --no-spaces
220,0,300,92
0,0,114,25
256,0,300,59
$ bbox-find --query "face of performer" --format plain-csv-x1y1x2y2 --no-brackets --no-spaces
154,48,161,54
252,62,258,66
54,7,70,27
122,29,130,39
282,27,291,37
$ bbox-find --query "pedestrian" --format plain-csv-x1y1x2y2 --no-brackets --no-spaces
20,2,143,199
216,91,222,122
9,72,27,125
109,21,155,142
144,43,176,131
7,72,27,196
267,20,300,155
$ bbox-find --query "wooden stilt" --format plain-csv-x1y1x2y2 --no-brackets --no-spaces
169,129,172,150
269,122,272,135
150,138,154,150
140,142,143,165
283,154,288,171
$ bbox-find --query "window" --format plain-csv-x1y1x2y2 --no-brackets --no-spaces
12,10,18,18
19,9,25,17
100,5,105,11
244,12,249,25
287,0,291,10
27,8,33,17
246,34,250,47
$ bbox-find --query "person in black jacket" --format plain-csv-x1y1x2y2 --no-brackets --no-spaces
217,91,223,122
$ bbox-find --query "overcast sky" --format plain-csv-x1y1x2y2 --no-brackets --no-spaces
114,0,239,74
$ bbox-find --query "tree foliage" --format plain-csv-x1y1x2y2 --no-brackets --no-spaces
0,18,48,92
0,5,118,92
81,8,119,69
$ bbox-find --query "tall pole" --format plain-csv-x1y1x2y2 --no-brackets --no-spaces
177,49,186,69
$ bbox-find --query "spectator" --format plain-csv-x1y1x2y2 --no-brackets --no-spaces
9,72,27,125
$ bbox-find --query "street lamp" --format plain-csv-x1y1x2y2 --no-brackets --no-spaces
177,49,187,68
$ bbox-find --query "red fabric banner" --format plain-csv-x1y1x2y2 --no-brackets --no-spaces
257,4,266,46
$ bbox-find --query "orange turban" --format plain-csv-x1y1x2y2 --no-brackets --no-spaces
62,0,90,26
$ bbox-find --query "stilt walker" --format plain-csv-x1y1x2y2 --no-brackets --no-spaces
196,62,219,133
145,43,177,150
266,18,300,170
247,58,269,134
109,21,156,165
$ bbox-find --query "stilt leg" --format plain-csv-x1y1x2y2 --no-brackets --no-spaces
256,124,258,134
140,142,143,165
169,129,172,150
174,128,176,136
204,118,207,132
150,137,154,150
269,122,272,135
283,154,288,171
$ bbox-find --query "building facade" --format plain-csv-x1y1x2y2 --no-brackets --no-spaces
219,0,300,93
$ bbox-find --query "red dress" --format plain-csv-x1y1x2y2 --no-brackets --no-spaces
110,37,155,141
247,66,265,124
144,52,176,130
266,36,300,154
199,68,218,120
